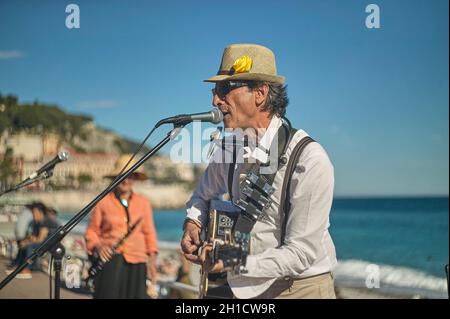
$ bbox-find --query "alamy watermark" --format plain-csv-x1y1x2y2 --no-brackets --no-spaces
65,4,80,29
168,122,281,174
365,4,381,29
64,261,82,289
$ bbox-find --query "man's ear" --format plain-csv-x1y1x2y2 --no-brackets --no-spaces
254,84,269,107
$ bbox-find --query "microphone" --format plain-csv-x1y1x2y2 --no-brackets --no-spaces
155,108,223,128
29,151,70,179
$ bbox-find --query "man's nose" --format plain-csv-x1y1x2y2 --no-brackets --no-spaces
212,92,223,107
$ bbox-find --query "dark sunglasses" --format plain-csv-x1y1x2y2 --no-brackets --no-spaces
212,81,249,98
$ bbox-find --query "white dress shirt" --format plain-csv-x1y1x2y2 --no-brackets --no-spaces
186,116,337,298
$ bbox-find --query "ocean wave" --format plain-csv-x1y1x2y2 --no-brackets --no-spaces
334,259,447,297
62,222,448,298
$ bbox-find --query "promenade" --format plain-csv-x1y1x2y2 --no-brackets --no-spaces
0,257,91,299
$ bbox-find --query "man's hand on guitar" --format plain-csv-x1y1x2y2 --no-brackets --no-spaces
181,219,202,264
198,243,225,273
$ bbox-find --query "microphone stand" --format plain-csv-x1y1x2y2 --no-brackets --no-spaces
0,124,184,298
0,170,54,197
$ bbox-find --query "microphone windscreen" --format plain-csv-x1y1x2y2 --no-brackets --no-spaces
211,108,223,124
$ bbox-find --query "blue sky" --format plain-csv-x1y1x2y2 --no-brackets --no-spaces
0,0,448,197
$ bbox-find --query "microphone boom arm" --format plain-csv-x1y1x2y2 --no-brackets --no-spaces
155,109,223,128
0,170,53,197
0,123,186,294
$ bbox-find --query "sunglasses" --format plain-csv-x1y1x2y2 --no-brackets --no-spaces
212,81,249,98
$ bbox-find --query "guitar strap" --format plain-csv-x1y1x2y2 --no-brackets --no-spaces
227,122,293,202
227,121,315,242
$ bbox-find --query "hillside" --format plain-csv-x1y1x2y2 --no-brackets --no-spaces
0,93,202,192
0,93,148,154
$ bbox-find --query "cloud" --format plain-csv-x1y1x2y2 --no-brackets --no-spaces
0,50,25,59
77,100,119,109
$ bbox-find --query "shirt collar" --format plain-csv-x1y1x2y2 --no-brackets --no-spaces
243,116,282,163
210,116,283,164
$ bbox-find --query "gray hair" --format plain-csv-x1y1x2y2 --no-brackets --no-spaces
247,81,289,117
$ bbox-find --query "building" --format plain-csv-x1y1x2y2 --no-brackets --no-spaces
0,133,122,190
1,132,43,161
20,151,120,189
1,132,194,190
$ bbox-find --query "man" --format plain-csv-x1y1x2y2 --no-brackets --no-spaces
14,204,33,243
7,202,56,278
45,207,61,230
181,44,337,299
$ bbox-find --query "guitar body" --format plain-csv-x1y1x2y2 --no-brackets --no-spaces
199,200,241,298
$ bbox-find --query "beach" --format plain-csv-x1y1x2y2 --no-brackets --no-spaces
0,255,407,299
0,184,191,211
0,197,448,299
0,220,446,299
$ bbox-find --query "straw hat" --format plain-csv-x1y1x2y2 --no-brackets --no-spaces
204,44,285,84
104,154,148,181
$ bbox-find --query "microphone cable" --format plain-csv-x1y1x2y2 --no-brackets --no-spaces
66,124,158,237
96,108,222,210
50,112,218,296
65,124,158,294
105,125,158,188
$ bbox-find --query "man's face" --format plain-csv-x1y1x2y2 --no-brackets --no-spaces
47,211,57,221
115,177,134,194
32,208,44,223
212,82,258,129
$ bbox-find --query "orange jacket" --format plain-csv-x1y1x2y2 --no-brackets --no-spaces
85,192,158,263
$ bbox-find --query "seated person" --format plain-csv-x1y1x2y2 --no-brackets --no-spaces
9,204,33,268
45,206,61,231
6,202,59,279
14,204,34,242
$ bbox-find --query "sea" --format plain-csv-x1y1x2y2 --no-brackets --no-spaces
59,196,449,299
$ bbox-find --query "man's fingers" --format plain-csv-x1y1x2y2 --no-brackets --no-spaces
184,253,201,264
184,221,201,245
181,234,191,250
199,244,212,261
181,236,197,254
180,236,188,252
184,244,197,254
208,260,225,273
190,230,201,246
182,230,203,254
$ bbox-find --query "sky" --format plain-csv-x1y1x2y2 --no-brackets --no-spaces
0,0,448,197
